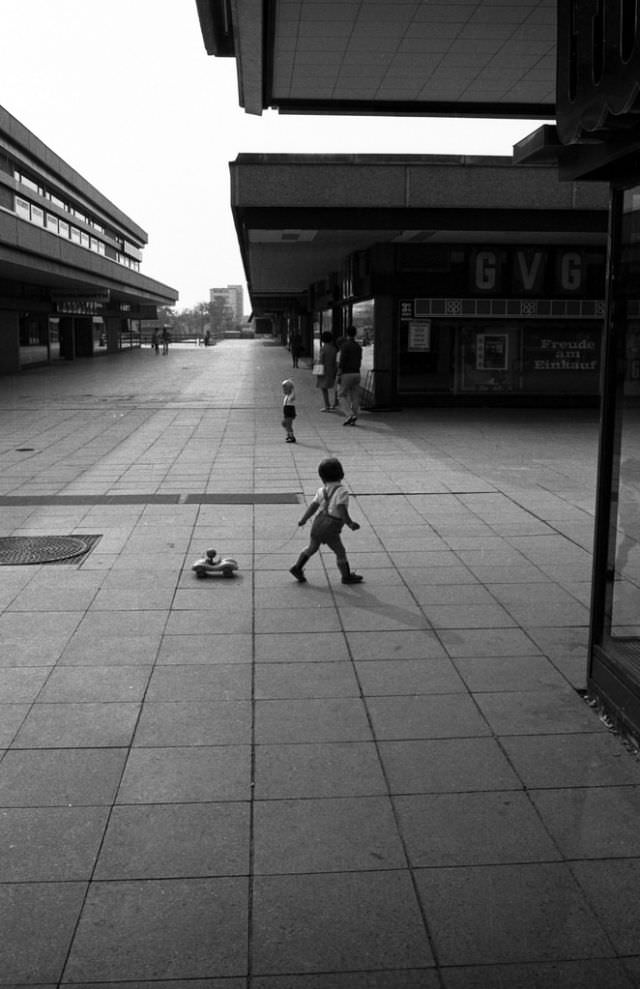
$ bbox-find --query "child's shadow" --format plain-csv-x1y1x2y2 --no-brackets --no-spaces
313,583,429,630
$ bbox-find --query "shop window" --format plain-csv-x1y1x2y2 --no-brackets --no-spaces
460,325,521,393
351,299,375,379
477,333,508,370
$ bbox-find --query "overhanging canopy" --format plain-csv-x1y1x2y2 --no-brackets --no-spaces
197,0,555,118
230,154,608,316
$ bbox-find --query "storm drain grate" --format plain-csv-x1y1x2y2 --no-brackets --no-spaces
0,534,101,566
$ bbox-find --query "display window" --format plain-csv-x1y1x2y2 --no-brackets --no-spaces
351,299,374,379
590,182,640,729
459,325,521,392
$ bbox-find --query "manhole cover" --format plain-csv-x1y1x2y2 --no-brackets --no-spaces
0,535,101,565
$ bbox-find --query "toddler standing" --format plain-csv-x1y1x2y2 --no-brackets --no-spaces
281,378,296,443
290,457,363,584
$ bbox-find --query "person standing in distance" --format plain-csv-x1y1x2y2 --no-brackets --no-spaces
316,331,339,411
281,378,297,443
337,325,362,425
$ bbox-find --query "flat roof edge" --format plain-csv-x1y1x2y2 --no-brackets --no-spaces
0,104,148,244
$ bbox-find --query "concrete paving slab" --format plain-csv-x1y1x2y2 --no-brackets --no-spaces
62,877,249,981
254,741,387,799
0,806,109,880
255,661,360,699
474,686,599,734
367,693,492,740
252,974,439,989
531,786,640,858
37,665,151,702
395,791,561,867
13,701,140,748
0,748,127,805
379,737,523,793
453,654,569,692
116,745,251,803
145,664,251,701
156,632,252,664
355,656,465,695
414,862,612,965
440,959,635,988
253,795,406,874
0,881,87,983
251,871,434,974
255,697,373,744
93,802,250,879
133,700,252,746
502,732,640,788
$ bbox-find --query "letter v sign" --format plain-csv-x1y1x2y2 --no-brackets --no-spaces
514,250,545,293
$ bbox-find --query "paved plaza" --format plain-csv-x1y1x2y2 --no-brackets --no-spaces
1,337,640,987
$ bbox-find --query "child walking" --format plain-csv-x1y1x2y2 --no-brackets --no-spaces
281,378,296,443
290,457,363,584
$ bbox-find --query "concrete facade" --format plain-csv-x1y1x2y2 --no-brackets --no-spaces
0,105,177,372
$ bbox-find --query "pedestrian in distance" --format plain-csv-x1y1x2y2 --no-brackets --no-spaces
289,457,363,584
315,331,339,411
281,378,297,443
290,331,302,368
161,326,170,355
337,324,362,425
151,328,160,354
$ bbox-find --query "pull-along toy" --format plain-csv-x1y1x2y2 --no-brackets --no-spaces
192,548,239,578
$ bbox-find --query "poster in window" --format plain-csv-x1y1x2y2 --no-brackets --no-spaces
408,320,431,351
477,333,507,370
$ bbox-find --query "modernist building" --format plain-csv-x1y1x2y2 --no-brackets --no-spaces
0,104,177,373
210,283,244,324
198,0,640,737
231,152,608,408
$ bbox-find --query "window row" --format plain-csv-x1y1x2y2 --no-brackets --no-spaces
14,167,106,234
14,195,141,271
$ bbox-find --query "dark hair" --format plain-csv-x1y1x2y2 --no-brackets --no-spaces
321,331,333,343
346,325,357,338
318,457,344,482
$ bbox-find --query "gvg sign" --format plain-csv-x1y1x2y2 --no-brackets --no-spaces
471,249,589,295
557,0,640,144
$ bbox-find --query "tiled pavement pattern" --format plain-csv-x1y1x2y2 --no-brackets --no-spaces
1,339,640,988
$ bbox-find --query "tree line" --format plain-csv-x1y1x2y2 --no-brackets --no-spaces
154,298,241,342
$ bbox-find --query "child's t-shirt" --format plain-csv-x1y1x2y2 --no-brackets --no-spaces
282,388,296,407
313,482,349,519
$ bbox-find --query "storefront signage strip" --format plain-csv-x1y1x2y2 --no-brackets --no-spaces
409,299,605,319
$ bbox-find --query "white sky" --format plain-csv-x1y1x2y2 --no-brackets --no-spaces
0,0,545,311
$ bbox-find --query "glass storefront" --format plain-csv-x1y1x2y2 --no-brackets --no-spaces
397,305,602,399
19,314,49,366
589,183,640,729
351,299,374,381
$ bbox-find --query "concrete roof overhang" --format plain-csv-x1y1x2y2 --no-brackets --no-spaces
231,154,609,317
197,0,556,119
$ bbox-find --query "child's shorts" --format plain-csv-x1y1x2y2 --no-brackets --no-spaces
283,405,296,419
311,513,343,543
